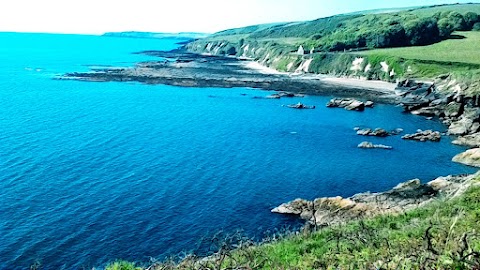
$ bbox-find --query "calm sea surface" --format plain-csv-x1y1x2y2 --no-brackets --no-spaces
0,33,476,269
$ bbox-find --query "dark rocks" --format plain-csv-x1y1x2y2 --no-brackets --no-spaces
326,98,367,111
402,130,441,142
358,141,393,150
356,128,390,137
286,102,315,109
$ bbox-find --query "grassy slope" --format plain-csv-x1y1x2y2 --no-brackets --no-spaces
410,3,480,16
107,183,480,269
361,31,480,65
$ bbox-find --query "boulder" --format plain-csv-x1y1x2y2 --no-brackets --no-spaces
452,133,480,147
402,130,441,142
452,148,480,167
444,102,462,118
358,141,393,150
448,118,473,135
365,101,374,108
345,100,365,111
271,198,311,215
326,98,365,111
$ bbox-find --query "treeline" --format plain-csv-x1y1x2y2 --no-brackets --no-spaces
308,10,480,52
238,8,480,53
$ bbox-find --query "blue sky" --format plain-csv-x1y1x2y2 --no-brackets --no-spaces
0,0,478,34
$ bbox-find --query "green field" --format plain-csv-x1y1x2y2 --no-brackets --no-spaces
411,3,480,17
361,31,480,65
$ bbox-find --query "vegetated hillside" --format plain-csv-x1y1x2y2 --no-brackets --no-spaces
190,3,480,52
105,180,480,269
186,3,480,95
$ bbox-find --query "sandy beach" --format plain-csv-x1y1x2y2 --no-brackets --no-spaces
244,60,397,94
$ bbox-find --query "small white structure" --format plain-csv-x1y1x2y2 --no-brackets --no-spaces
297,45,305,55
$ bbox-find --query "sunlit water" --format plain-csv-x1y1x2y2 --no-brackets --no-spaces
0,33,475,269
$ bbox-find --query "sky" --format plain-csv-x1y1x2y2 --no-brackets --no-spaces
0,0,478,34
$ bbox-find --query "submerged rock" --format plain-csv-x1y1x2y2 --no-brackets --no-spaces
358,141,392,150
402,130,441,142
452,148,480,167
272,173,479,226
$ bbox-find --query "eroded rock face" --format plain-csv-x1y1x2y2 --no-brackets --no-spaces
452,133,480,147
402,130,441,142
448,118,474,135
452,148,480,167
272,173,479,226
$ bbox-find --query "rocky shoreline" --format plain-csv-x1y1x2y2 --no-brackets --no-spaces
272,173,479,227
61,48,480,229
59,49,397,103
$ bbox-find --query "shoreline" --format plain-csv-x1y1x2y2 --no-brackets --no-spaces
61,50,399,103
60,49,480,224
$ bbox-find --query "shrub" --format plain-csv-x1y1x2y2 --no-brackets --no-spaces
105,260,142,270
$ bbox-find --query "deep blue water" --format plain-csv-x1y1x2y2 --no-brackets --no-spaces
0,33,476,269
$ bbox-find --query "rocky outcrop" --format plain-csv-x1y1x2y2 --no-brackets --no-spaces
356,128,390,137
452,133,480,147
402,130,441,142
272,173,479,226
452,148,480,167
326,98,368,111
358,141,393,150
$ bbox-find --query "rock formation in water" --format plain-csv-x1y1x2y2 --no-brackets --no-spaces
272,173,479,226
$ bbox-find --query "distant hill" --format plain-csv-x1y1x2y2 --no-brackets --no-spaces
103,31,209,40
191,3,480,52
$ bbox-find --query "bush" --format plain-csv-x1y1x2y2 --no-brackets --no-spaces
105,260,142,270
473,22,480,31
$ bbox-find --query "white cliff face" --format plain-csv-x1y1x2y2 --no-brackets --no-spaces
364,63,372,73
242,44,250,57
390,69,396,77
296,59,313,73
381,61,390,73
206,43,213,52
350,57,364,71
261,53,270,64
287,62,295,72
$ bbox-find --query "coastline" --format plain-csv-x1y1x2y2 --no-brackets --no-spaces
61,50,399,103
61,49,480,224
244,60,397,93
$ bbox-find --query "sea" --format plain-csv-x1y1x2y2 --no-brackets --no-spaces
0,32,476,269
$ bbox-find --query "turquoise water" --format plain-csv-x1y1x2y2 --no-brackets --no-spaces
0,33,475,269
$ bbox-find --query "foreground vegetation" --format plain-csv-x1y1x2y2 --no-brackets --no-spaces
106,182,480,270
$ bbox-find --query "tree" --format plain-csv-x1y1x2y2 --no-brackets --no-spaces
447,11,467,31
404,18,440,46
438,18,454,38
464,12,480,30
473,22,480,31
